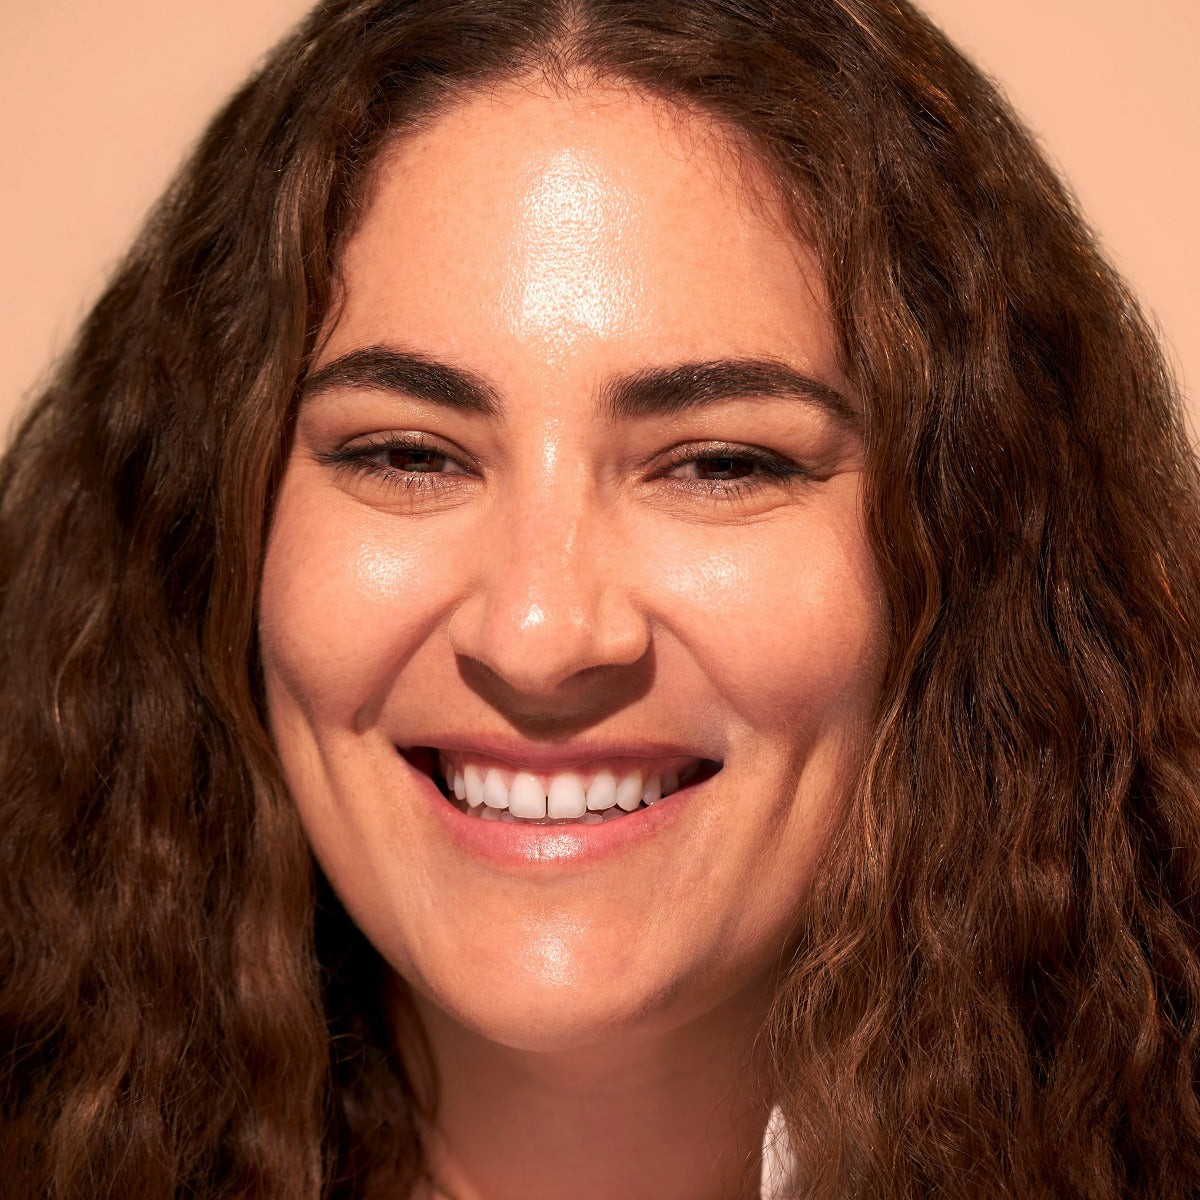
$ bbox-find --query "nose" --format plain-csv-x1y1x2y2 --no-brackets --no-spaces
446,472,651,703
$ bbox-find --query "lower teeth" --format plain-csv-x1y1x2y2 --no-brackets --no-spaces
451,797,647,824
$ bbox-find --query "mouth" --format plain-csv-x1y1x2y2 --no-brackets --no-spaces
403,747,722,826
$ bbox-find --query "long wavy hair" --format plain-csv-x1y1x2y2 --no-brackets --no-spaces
3,0,1199,1196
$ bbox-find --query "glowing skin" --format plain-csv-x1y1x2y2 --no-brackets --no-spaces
259,81,884,1200
501,144,650,353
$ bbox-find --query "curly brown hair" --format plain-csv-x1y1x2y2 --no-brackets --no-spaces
3,1,1199,1196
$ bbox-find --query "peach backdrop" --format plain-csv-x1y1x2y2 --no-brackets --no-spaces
1,0,1196,443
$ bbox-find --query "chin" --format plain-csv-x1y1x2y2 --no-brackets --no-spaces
397,922,763,1059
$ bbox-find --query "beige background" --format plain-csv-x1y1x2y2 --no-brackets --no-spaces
1,0,1196,444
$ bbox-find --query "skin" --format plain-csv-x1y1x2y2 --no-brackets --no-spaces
259,79,885,1200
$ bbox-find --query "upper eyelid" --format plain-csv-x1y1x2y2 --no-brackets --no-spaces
659,441,793,461
320,430,473,465
654,441,810,474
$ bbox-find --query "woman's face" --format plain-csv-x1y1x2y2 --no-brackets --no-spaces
259,81,885,1052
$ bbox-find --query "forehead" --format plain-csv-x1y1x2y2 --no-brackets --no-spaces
322,78,843,395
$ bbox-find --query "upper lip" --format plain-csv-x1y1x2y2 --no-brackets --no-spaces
399,734,722,772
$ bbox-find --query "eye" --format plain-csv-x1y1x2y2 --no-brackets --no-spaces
370,443,460,474
671,453,762,482
659,443,810,496
315,432,471,490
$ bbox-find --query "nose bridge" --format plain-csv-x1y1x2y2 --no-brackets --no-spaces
450,440,647,692
511,450,589,599
495,452,612,652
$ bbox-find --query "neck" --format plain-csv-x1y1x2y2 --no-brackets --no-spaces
396,983,774,1200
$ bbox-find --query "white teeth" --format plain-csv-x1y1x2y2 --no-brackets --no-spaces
615,772,644,812
482,768,508,809
464,764,485,808
585,770,617,811
433,752,712,823
547,774,587,818
508,772,547,819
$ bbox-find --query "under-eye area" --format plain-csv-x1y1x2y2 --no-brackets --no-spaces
401,747,723,824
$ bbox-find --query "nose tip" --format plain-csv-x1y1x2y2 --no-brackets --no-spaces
446,546,650,701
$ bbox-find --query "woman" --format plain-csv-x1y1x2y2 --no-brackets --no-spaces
3,1,1199,1197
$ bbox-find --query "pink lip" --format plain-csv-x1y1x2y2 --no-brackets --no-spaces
398,746,720,869
400,732,721,773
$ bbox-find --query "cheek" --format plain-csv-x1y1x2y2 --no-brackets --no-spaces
648,511,884,729
257,494,446,722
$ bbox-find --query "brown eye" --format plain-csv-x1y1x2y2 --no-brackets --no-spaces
686,455,755,481
379,446,454,473
653,442,812,505
316,433,471,488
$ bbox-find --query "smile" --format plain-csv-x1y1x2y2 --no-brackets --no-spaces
423,750,721,824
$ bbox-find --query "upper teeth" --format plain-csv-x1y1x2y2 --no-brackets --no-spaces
437,753,698,822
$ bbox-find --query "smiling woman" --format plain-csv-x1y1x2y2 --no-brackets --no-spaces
3,2,1200,1199
259,92,882,1194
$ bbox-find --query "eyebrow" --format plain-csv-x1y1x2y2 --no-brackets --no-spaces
301,345,855,424
301,347,501,416
602,358,857,424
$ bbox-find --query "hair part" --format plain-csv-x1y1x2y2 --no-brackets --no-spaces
3,1,1199,1196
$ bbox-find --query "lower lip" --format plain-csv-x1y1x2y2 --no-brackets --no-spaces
405,756,713,869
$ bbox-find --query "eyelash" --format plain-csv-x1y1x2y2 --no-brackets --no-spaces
655,442,811,499
317,433,810,500
316,434,464,495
